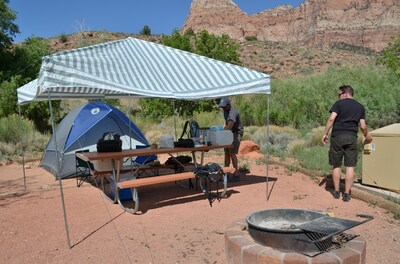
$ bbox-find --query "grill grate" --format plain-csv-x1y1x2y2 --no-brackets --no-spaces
304,231,332,252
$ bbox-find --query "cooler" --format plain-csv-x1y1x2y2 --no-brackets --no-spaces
209,130,233,146
109,174,133,201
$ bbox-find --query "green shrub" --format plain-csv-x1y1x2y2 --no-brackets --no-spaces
269,64,400,129
252,126,299,157
287,139,306,154
0,142,16,160
0,114,33,144
192,111,224,128
304,126,325,147
59,33,68,43
239,162,250,173
140,25,151,36
331,42,377,56
300,66,314,75
245,36,257,41
377,34,400,76
0,114,49,160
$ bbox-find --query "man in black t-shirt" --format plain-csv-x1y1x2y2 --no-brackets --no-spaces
322,85,372,202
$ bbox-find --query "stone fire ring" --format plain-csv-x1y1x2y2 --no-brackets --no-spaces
225,219,366,264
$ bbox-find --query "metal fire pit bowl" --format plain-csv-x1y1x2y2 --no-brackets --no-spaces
246,208,328,253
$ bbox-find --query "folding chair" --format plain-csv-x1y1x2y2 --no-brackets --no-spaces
75,150,94,187
132,145,159,176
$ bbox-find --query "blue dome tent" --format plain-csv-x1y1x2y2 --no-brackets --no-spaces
41,101,150,179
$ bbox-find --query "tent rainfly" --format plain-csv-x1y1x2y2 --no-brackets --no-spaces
17,37,271,248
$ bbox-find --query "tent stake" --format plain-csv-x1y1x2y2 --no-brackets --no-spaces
48,92,72,248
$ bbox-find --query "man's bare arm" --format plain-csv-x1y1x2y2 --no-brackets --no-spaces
322,112,337,144
359,119,372,144
224,120,234,131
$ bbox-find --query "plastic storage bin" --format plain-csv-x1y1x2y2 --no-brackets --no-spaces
209,130,233,146
92,159,123,172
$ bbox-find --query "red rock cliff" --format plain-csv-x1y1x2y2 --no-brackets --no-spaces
182,0,400,51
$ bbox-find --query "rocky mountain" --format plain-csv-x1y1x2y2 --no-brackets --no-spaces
182,0,400,51
46,30,377,79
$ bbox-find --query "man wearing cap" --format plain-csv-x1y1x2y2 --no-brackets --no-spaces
219,97,244,181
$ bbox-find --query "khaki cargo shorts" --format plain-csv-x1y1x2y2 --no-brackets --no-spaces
329,134,358,167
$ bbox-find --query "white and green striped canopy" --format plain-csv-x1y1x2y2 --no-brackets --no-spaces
18,37,270,104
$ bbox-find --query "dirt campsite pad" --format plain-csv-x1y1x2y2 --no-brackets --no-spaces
0,142,399,263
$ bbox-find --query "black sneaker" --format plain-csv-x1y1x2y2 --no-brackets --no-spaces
333,191,340,199
342,193,351,202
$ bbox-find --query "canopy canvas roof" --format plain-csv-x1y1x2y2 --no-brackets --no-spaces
17,37,270,104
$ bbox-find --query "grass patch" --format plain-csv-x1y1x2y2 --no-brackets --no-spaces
292,145,331,175
385,195,400,205
239,162,250,174
394,213,400,220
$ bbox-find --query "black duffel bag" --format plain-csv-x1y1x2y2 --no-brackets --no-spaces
96,132,122,152
173,119,197,148
174,138,194,148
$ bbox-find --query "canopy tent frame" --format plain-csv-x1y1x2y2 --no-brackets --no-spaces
17,37,271,248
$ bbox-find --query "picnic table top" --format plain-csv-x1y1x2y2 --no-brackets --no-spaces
76,145,232,161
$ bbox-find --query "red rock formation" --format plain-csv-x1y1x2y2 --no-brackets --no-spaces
182,0,400,51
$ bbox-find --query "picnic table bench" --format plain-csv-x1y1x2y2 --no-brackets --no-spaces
117,167,234,214
76,145,233,214
92,162,194,177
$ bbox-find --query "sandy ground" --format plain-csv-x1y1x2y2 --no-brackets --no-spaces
0,145,399,264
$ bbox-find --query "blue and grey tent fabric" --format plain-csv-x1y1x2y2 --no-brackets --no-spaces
41,101,149,179
17,37,270,104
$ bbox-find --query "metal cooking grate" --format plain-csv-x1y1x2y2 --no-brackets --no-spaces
305,231,359,252
304,231,332,252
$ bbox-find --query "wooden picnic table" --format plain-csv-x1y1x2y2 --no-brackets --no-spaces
76,144,233,214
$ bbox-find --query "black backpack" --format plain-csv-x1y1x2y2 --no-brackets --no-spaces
174,120,199,148
181,119,199,139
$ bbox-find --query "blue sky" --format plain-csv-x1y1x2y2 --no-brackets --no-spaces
9,0,304,43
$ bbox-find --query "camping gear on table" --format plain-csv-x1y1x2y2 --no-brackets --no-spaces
174,119,199,148
96,132,122,152
197,127,211,147
159,134,175,148
174,138,195,148
181,119,200,138
41,101,150,179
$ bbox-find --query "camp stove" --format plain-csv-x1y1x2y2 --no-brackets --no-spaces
246,208,373,256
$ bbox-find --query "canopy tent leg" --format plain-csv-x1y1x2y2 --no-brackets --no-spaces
266,94,270,201
18,104,27,191
173,99,177,140
48,92,72,248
